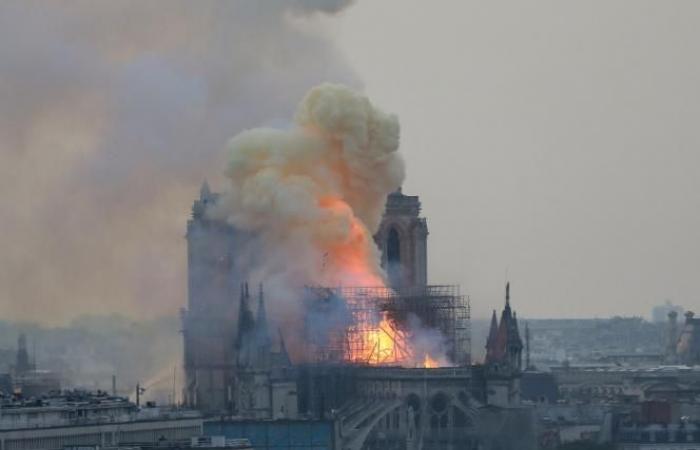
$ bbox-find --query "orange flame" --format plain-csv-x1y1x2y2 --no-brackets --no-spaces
318,196,384,286
423,353,439,368
315,195,409,365
347,313,412,365
315,195,445,368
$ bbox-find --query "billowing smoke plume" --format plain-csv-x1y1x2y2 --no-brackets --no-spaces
215,84,405,289
0,1,356,323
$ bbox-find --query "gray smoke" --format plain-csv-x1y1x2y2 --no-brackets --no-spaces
0,0,357,323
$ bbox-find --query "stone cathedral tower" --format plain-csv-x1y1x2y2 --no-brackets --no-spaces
183,184,432,412
182,182,243,412
374,188,428,290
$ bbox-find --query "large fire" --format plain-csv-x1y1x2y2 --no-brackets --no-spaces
221,84,443,369
423,353,440,369
346,313,410,364
345,311,443,368
318,197,441,368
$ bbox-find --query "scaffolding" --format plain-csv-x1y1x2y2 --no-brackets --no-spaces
303,285,471,367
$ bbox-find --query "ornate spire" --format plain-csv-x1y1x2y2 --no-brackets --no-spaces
278,328,292,367
235,282,256,356
256,283,271,350
485,310,499,363
487,310,498,345
257,284,266,323
487,282,523,370
525,322,531,370
15,333,31,374
512,311,521,337
200,180,211,199
501,282,512,324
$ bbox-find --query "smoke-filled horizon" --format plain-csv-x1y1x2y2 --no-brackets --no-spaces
3,1,700,324
0,1,358,324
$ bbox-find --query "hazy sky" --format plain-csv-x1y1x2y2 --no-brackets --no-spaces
1,1,699,322
0,1,357,323
330,1,700,319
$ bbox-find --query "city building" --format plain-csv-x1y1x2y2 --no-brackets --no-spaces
652,301,685,324
180,184,534,450
11,334,60,398
0,390,202,450
677,311,700,366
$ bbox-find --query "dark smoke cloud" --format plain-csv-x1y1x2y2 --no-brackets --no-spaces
0,0,358,323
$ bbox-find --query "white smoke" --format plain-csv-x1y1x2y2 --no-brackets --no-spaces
215,84,405,289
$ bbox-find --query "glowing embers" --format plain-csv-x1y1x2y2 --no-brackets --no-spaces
422,353,439,369
302,285,468,368
303,286,412,366
346,311,412,365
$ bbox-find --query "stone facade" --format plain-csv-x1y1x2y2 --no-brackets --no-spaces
181,184,531,450
182,183,239,413
677,311,700,366
484,283,523,408
183,185,433,413
374,189,428,290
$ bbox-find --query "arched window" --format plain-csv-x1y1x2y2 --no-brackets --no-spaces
387,227,401,264
386,227,402,288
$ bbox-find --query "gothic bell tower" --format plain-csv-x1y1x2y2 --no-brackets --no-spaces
374,188,428,290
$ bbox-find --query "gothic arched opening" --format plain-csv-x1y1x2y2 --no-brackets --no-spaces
387,227,400,264
406,394,421,429
387,227,402,287
429,393,449,430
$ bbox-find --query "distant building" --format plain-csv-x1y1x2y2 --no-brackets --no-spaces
613,400,700,450
204,420,332,450
0,391,202,450
13,370,60,398
616,422,700,450
0,374,11,396
677,311,700,366
522,317,666,367
12,333,60,397
652,300,684,323
14,334,32,375
665,310,680,364
521,371,558,404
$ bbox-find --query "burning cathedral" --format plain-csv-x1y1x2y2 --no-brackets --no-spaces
180,85,534,450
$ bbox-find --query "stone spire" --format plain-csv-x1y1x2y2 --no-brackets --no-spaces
500,282,513,331
15,333,31,375
665,310,679,364
200,180,211,199
277,329,292,368
525,322,531,370
485,310,499,362
486,282,523,370
235,282,256,367
256,283,272,351
504,282,511,314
